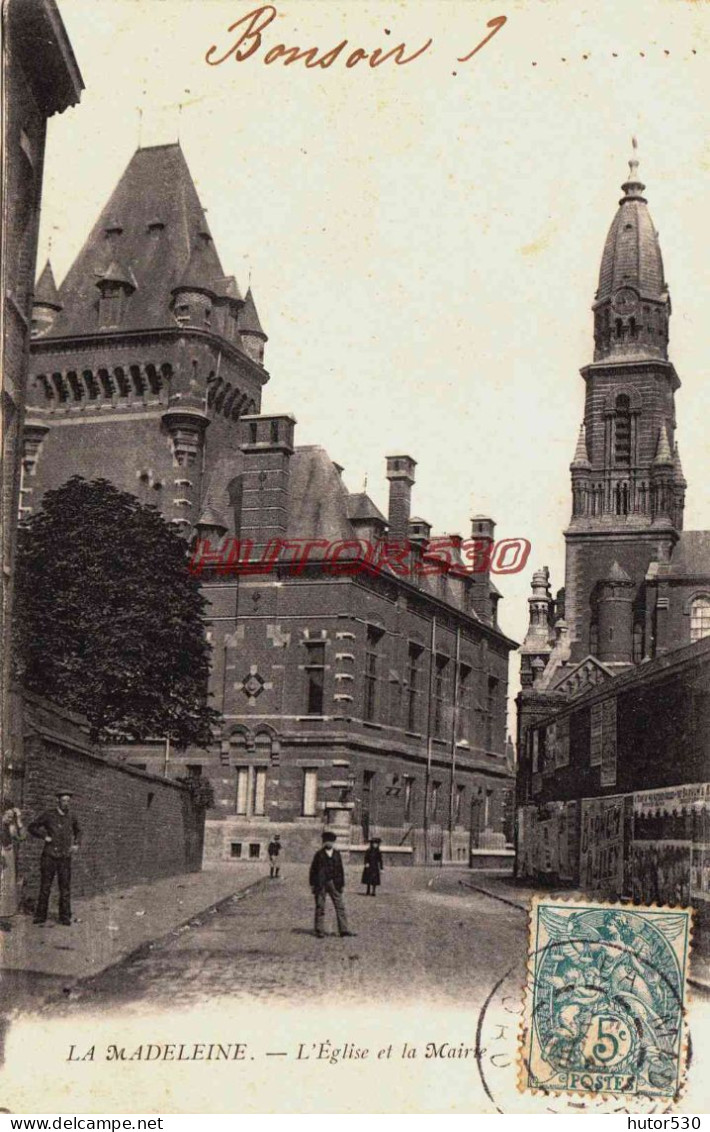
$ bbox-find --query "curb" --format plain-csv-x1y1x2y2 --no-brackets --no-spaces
459,879,710,995
459,878,529,914
39,875,272,1010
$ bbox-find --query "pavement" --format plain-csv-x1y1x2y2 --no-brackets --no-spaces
0,863,268,1011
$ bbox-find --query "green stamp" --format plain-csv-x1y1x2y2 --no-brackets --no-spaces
522,899,692,1100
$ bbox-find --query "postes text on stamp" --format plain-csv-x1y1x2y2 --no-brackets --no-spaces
521,899,692,1100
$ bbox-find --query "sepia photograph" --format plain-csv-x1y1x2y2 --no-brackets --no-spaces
1,0,709,1115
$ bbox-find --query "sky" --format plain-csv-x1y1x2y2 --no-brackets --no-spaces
38,0,710,708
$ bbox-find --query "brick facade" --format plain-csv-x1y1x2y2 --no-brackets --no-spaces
15,693,204,904
24,142,517,864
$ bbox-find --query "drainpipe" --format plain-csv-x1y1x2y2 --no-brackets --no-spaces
423,614,436,865
448,625,462,863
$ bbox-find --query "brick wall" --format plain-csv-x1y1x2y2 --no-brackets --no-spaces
17,694,204,903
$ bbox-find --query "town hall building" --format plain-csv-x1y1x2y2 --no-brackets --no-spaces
22,142,517,865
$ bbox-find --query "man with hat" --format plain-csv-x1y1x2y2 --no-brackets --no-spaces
267,833,282,879
308,831,356,939
28,790,81,926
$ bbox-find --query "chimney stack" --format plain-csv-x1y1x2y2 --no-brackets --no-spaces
386,455,416,546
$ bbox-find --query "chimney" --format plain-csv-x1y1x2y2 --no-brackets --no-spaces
408,516,431,581
468,513,496,623
386,455,416,545
239,413,296,545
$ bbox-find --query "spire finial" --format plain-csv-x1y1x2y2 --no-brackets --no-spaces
628,135,639,180
622,135,645,198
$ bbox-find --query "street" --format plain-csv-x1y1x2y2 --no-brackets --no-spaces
50,866,526,1012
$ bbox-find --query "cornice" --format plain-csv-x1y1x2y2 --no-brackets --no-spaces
29,326,270,386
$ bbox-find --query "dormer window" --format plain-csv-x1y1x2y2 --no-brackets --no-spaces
98,282,123,328
175,302,190,326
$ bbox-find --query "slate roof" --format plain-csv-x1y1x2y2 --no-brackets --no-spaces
238,287,266,338
668,532,710,578
34,260,61,307
346,492,387,525
50,143,228,335
597,158,666,302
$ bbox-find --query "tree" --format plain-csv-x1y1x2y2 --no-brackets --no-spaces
13,477,220,746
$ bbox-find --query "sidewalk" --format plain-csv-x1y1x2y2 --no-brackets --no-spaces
460,870,710,993
0,863,268,983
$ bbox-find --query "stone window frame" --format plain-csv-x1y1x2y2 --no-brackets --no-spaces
685,592,710,643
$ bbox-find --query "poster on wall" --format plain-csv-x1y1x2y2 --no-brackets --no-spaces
600,697,617,787
579,795,626,896
590,701,603,767
691,844,710,904
558,799,578,881
632,841,692,906
555,714,570,769
633,781,710,816
543,722,556,776
516,807,536,879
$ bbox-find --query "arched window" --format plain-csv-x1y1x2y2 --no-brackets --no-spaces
690,597,710,643
614,394,631,466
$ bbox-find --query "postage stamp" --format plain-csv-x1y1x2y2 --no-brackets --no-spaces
520,899,692,1101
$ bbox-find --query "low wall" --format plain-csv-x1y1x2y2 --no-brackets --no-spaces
16,693,204,904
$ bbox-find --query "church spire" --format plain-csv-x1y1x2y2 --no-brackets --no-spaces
593,140,670,363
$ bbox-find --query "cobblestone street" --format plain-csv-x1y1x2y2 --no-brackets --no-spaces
51,866,526,1013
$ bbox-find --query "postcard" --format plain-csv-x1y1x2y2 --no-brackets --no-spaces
1,0,709,1115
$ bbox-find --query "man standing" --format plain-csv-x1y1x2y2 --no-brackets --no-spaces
28,790,81,926
267,833,282,879
308,830,356,939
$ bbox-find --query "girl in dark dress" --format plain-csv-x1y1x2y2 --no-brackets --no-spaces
361,837,383,895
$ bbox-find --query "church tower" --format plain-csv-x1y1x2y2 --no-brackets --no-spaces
563,143,682,665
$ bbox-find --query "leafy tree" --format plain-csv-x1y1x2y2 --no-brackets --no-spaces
13,477,220,746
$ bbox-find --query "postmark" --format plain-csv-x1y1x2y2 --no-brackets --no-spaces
520,900,692,1100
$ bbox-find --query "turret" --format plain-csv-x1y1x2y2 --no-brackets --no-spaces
31,260,62,338
213,274,243,343
650,424,675,524
171,232,217,330
520,566,555,687
238,287,267,365
570,424,592,517
596,561,634,665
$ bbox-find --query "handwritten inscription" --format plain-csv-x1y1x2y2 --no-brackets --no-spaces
205,5,507,71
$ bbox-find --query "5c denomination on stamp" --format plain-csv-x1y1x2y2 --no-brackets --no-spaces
521,900,692,1101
